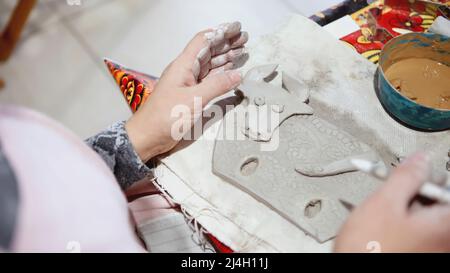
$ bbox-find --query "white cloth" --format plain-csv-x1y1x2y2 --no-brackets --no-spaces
429,16,450,37
156,14,450,253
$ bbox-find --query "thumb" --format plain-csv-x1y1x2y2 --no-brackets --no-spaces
382,152,430,207
192,70,242,105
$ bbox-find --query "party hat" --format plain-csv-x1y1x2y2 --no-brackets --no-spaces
104,58,158,113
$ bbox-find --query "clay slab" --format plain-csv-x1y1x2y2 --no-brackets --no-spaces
213,68,387,242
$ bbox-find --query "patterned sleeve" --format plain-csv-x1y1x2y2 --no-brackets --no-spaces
85,121,154,190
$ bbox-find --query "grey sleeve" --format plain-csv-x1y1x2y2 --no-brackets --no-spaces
85,121,154,190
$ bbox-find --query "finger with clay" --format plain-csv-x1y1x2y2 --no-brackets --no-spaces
193,22,248,81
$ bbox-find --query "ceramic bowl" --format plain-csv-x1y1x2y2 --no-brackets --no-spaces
377,32,450,131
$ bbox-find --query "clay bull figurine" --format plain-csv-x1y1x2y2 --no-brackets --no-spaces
235,64,314,142
235,64,384,178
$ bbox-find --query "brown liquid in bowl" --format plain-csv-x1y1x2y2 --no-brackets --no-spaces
385,58,450,110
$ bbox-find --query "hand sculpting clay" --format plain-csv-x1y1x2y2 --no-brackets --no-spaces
213,65,386,243
236,64,314,141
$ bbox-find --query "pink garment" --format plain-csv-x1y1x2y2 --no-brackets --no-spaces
129,193,179,225
0,106,146,252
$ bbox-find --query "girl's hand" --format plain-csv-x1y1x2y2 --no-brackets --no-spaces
126,22,248,162
335,153,450,253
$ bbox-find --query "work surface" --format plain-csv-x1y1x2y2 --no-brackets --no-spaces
155,14,450,253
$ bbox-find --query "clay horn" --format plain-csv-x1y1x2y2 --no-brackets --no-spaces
243,64,279,84
282,72,310,103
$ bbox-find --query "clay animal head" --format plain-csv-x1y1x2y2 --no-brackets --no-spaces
236,64,314,142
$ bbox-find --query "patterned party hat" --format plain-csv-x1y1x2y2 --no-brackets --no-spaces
104,58,158,113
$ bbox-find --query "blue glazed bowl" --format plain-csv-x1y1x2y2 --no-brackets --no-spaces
377,33,450,131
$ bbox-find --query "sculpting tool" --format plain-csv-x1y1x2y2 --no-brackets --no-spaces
351,159,450,204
